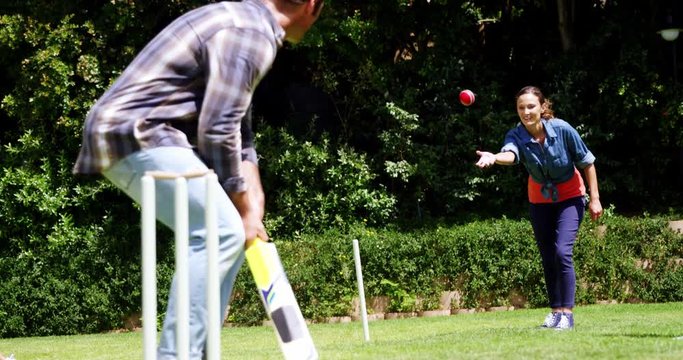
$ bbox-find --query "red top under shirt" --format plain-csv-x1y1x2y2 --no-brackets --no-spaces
527,168,585,204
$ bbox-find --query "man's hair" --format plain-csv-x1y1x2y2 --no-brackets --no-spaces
282,0,324,15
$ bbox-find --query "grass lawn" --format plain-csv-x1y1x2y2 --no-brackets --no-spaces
1,302,681,359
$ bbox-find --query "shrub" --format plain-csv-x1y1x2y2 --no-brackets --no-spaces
256,125,396,237
241,214,683,323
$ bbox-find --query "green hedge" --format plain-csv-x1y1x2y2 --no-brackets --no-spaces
1,213,682,337
228,213,683,325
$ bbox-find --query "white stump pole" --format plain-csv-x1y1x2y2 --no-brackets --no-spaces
205,173,221,360
174,177,190,360
141,175,157,360
352,239,370,342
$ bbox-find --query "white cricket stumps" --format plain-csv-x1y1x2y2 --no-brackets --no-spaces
141,170,220,360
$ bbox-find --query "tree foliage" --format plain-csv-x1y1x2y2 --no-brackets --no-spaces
269,0,683,217
0,0,682,336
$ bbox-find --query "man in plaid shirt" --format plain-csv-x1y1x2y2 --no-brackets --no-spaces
73,0,324,358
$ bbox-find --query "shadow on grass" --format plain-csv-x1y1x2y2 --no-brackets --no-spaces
599,333,683,339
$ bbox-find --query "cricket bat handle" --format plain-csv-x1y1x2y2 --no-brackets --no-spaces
245,238,318,360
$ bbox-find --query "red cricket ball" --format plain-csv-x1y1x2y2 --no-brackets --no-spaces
459,89,476,106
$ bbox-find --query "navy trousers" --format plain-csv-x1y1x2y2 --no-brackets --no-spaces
529,196,585,309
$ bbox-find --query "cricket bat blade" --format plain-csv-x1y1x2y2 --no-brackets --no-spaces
245,239,318,360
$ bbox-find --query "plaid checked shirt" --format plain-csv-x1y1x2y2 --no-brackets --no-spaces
73,0,284,193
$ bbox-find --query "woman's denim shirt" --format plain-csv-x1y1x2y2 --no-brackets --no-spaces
501,118,595,201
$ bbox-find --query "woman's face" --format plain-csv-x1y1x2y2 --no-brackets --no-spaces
516,93,544,128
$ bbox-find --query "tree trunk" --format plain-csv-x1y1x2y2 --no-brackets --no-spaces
557,0,575,52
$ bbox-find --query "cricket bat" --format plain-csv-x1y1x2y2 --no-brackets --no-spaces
245,238,318,360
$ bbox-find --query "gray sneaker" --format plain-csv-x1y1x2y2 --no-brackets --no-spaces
555,313,574,330
541,312,561,328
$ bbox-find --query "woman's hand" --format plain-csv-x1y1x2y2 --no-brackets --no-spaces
588,198,603,221
475,150,496,168
582,164,603,221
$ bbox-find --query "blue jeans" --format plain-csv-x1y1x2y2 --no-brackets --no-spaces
103,146,245,360
529,196,585,309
